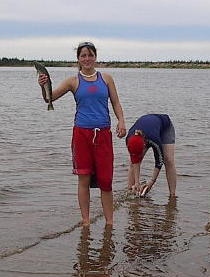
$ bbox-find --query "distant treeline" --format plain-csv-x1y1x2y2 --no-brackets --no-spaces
1,57,210,69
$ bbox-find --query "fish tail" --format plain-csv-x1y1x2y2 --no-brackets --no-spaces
48,102,54,111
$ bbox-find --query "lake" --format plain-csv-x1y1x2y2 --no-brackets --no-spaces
0,66,209,276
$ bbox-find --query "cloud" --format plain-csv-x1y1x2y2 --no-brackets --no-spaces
0,21,210,41
1,36,210,61
0,0,210,26
0,0,210,61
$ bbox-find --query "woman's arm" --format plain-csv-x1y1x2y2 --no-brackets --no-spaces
128,162,141,193
145,140,163,191
128,162,135,189
146,167,160,190
102,73,126,138
132,162,141,187
38,74,77,101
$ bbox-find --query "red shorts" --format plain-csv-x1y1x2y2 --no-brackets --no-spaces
71,126,114,191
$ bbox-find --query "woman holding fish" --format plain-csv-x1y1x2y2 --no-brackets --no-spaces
38,42,126,226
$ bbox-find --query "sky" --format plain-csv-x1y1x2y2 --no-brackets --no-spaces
1,0,210,62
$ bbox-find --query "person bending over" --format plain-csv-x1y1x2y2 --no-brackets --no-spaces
126,114,176,197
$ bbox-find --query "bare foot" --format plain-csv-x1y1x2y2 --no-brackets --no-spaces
105,221,113,227
80,220,90,227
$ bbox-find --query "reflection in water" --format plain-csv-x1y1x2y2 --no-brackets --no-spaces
74,225,115,276
123,197,178,270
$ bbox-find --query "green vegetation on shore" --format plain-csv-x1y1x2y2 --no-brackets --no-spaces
1,57,210,69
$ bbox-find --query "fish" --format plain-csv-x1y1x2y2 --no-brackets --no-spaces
34,61,54,110
140,184,149,197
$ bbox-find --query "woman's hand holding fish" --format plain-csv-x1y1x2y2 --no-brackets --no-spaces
38,74,48,87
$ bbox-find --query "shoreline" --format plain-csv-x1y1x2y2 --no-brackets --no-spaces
1,58,210,69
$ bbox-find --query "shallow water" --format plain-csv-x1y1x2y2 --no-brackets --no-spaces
0,67,209,276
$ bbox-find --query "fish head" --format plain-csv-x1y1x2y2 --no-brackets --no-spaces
34,61,49,76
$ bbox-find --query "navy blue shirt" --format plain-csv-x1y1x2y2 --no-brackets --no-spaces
126,114,171,169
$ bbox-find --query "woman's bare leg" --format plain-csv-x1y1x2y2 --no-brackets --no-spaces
162,144,177,197
78,175,91,226
101,190,113,225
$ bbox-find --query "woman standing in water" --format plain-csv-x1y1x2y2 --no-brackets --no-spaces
38,42,126,226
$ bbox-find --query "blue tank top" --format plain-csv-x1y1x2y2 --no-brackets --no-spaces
74,72,111,128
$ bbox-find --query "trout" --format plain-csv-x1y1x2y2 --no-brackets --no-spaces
34,61,54,110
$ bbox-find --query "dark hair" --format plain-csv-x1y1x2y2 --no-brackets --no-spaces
76,41,97,59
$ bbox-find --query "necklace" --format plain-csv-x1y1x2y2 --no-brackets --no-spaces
79,70,97,78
